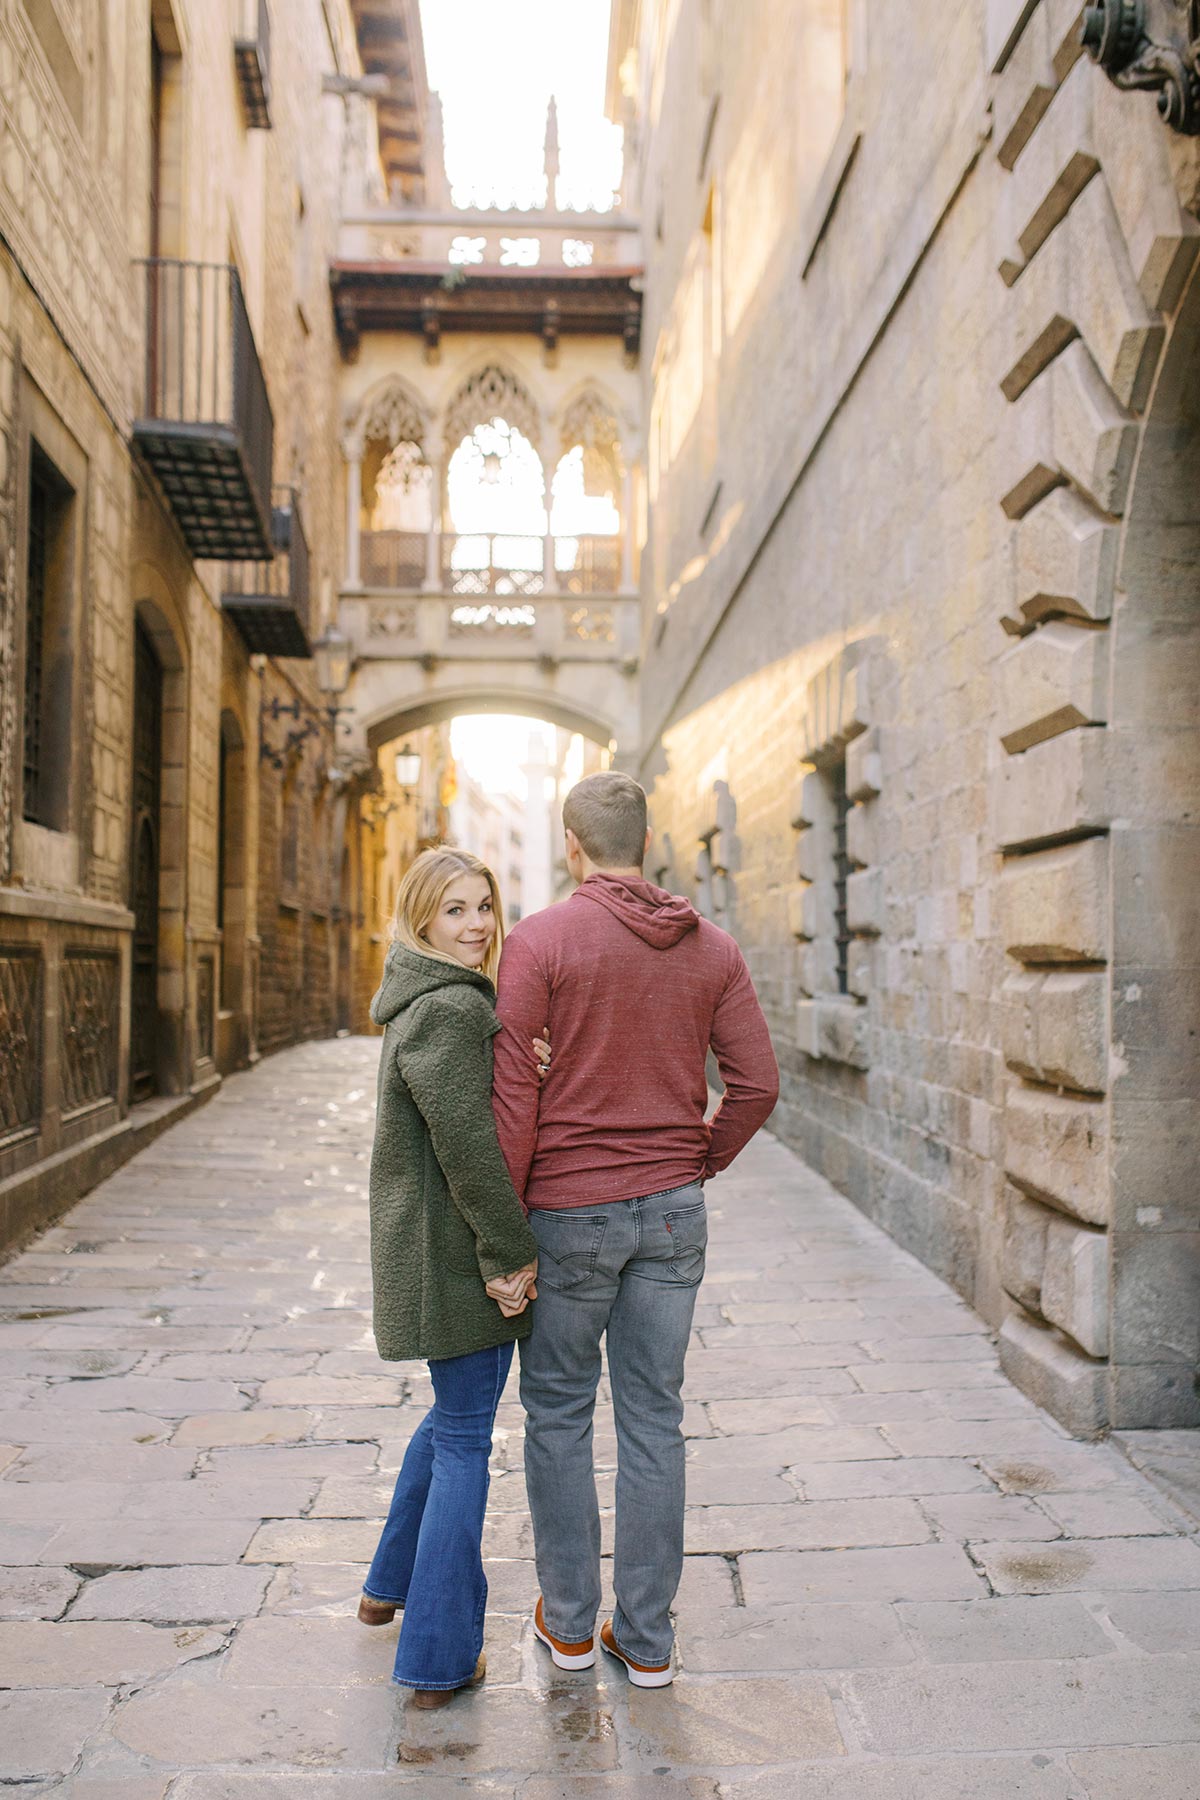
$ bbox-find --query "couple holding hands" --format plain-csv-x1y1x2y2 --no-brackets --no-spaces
362,771,778,1706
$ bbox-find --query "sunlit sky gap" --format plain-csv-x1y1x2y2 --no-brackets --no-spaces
417,3,620,798
418,0,622,212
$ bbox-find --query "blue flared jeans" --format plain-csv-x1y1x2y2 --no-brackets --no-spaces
364,1340,513,1690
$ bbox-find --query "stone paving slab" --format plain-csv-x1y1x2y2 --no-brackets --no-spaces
0,1037,1196,1793
0,1619,227,1684
847,1653,1200,1753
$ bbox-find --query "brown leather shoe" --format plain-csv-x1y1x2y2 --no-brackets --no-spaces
411,1653,486,1708
600,1620,673,1687
357,1594,398,1627
533,1595,596,1669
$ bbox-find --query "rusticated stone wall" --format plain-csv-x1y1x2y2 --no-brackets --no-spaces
628,0,1200,1432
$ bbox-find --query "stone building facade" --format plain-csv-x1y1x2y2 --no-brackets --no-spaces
615,0,1200,1434
0,0,398,1251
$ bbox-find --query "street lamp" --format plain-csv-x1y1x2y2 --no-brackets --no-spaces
312,625,353,701
394,745,422,791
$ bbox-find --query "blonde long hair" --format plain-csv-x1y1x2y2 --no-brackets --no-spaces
390,847,506,984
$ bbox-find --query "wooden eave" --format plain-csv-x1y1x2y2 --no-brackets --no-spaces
350,0,427,199
329,262,644,358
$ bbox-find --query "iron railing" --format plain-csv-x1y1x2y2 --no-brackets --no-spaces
442,533,544,597
134,258,274,559
222,486,311,658
0,947,42,1144
360,529,427,590
831,759,852,995
234,0,272,128
557,533,621,595
354,529,627,595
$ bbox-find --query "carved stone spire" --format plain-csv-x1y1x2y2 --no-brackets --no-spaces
543,95,560,204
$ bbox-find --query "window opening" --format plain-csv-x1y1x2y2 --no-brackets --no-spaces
22,457,50,824
22,447,73,831
830,757,851,994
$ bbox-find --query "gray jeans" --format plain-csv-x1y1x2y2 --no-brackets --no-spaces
519,1182,707,1666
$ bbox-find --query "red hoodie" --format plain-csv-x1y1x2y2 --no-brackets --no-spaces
492,872,780,1210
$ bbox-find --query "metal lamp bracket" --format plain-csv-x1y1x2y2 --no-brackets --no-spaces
1082,0,1200,133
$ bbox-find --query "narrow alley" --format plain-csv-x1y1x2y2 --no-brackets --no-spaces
1,1040,1197,1796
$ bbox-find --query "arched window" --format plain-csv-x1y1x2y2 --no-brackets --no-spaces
354,381,430,589
443,365,546,609
553,391,623,594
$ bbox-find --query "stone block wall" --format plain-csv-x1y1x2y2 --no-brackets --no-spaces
628,0,1200,1432
0,0,379,1252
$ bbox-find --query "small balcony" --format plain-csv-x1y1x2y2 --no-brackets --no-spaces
222,488,310,659
132,259,274,561
235,0,272,129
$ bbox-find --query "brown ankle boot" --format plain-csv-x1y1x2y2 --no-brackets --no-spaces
411,1654,486,1708
357,1594,398,1627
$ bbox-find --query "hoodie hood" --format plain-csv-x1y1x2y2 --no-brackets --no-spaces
573,872,700,949
369,941,494,1028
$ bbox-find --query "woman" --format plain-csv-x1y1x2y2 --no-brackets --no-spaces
360,847,542,1708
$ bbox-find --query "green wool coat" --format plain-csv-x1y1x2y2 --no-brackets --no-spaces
368,943,539,1362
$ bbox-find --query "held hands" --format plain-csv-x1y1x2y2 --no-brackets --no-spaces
488,1031,547,1319
486,1259,538,1318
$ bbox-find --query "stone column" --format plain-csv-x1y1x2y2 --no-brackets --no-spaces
343,440,362,589
541,419,558,595
424,438,444,593
621,458,635,592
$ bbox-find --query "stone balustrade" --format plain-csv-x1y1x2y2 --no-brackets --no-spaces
340,589,640,666
337,210,642,273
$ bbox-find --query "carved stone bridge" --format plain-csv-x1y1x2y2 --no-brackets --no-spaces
339,574,641,757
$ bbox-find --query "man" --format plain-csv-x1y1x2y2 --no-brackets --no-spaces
489,770,778,1687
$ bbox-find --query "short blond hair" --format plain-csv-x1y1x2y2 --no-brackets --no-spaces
563,771,647,869
389,847,506,983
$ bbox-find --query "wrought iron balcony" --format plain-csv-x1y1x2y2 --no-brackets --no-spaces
132,259,274,561
235,0,272,129
223,487,310,659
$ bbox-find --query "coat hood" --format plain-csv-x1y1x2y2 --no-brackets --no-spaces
573,872,701,949
369,941,495,1027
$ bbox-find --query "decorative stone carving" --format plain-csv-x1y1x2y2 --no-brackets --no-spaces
0,946,41,1140
350,381,427,459
366,603,418,640
559,390,623,492
59,952,119,1116
444,364,541,452
566,607,616,644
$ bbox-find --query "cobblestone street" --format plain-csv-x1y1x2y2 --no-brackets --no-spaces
1,1037,1198,1796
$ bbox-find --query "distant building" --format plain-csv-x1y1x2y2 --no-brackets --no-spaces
448,764,526,922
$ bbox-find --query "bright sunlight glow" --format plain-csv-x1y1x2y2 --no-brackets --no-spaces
418,0,623,212
451,715,555,801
